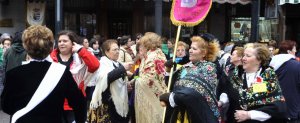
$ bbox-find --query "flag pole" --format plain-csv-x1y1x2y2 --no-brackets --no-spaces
162,25,182,123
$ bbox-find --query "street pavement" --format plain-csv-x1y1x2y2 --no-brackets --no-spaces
0,110,9,123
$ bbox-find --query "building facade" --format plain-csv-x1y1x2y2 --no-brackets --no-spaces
1,0,299,45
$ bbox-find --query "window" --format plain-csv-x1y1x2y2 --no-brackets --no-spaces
231,17,278,42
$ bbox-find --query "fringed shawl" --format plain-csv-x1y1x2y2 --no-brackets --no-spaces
90,56,128,117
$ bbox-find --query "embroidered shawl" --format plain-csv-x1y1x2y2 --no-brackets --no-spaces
231,67,284,109
174,61,220,118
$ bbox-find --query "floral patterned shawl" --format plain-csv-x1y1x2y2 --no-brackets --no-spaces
231,67,284,109
135,48,167,123
174,61,220,118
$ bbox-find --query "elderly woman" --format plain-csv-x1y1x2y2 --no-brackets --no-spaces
88,39,132,123
134,32,167,123
217,46,244,123
174,41,189,65
50,30,99,123
160,35,221,123
1,25,86,123
228,43,286,123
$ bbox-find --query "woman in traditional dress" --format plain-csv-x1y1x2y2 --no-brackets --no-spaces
134,32,167,123
160,35,221,123
217,46,244,123
227,43,286,123
88,39,133,123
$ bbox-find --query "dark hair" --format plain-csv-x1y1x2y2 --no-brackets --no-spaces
79,37,88,45
57,30,81,44
230,42,245,55
268,40,277,48
198,33,218,42
161,37,168,44
119,35,131,46
89,38,99,47
278,40,296,54
168,38,175,44
12,31,23,44
135,33,143,40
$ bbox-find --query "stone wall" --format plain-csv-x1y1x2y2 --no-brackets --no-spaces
0,0,26,37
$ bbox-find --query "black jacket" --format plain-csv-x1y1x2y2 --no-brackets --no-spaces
3,42,27,73
1,61,86,123
271,55,300,119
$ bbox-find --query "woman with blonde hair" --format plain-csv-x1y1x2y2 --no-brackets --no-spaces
160,35,221,123
135,32,167,123
174,41,189,65
227,43,286,123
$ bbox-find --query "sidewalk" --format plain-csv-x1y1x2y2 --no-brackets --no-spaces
0,110,9,123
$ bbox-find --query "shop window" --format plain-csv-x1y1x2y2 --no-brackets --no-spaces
231,17,278,42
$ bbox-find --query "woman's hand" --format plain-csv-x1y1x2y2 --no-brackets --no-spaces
217,101,223,107
160,101,167,107
123,62,133,71
234,110,251,122
159,93,170,107
72,42,83,53
127,79,135,92
164,60,175,72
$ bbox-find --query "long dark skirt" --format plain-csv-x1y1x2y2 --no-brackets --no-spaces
87,103,129,123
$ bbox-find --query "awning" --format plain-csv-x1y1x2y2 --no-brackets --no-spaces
213,0,251,5
279,0,300,5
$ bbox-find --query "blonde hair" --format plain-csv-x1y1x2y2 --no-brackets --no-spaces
244,43,271,67
177,41,189,51
22,25,54,60
234,47,244,57
140,32,161,50
190,36,220,62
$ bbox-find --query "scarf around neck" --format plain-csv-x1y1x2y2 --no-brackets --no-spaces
90,56,128,117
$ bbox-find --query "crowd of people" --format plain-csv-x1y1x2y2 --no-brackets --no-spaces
0,25,299,123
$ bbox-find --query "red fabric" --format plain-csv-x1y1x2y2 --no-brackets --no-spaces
50,48,99,110
77,48,100,73
296,57,300,62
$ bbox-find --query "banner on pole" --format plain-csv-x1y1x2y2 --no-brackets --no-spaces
170,0,212,27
